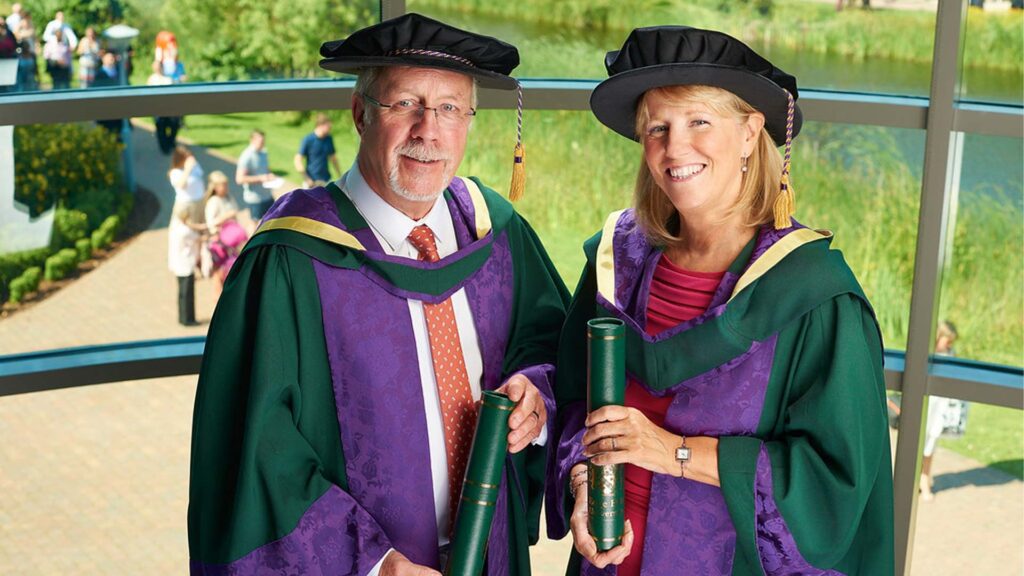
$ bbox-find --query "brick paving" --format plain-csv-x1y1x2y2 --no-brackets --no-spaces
0,127,1020,575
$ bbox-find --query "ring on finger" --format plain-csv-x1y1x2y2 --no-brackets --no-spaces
530,409,540,422
611,437,617,451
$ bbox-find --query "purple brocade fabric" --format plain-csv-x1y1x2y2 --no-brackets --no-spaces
545,400,587,538
315,258,442,568
263,187,344,230
307,179,523,574
189,486,391,576
755,448,846,575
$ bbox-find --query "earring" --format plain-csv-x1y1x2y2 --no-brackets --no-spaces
741,156,749,173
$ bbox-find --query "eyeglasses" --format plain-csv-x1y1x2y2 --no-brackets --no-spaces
361,93,476,126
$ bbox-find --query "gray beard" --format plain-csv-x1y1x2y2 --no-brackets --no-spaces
387,141,451,204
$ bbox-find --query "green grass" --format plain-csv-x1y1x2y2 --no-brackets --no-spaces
940,403,1024,479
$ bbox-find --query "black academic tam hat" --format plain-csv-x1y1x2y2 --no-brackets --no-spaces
590,26,803,146
319,13,520,91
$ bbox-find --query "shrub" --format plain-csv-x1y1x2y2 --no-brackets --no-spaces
44,249,79,282
7,265,43,304
100,214,122,237
51,208,91,250
22,267,42,291
8,276,28,304
13,123,123,217
75,238,93,263
0,247,51,299
68,187,119,231
91,227,113,251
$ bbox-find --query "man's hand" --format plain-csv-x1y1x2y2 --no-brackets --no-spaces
380,550,441,576
495,374,547,454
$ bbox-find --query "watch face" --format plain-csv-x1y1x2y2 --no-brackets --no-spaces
676,446,692,462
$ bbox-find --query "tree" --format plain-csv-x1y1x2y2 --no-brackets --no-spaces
158,0,375,81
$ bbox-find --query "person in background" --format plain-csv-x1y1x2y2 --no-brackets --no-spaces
5,3,23,31
42,27,72,90
0,18,16,59
203,170,248,292
919,320,963,500
168,205,204,327
76,26,100,88
550,25,893,576
13,10,37,92
151,31,186,153
91,52,123,137
42,10,76,49
235,129,276,222
168,146,205,225
293,113,340,187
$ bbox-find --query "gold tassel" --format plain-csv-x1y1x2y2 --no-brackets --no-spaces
509,143,525,202
773,174,795,229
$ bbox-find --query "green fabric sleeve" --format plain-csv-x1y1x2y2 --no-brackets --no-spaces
502,213,570,561
718,294,893,574
187,245,378,564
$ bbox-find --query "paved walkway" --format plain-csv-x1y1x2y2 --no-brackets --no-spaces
0,126,1020,575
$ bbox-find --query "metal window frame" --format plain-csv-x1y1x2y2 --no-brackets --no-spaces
1,1,1022,574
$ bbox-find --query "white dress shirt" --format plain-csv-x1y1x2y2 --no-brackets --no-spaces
340,165,545,575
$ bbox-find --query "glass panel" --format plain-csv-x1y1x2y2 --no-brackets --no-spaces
788,121,924,351
0,1,378,95
910,400,1023,575
961,4,1024,105
408,0,940,97
0,375,195,572
0,112,924,355
0,111,359,354
938,134,1023,366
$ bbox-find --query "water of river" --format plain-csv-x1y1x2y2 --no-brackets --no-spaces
419,5,1023,204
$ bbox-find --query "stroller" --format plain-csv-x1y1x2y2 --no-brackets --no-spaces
205,220,248,282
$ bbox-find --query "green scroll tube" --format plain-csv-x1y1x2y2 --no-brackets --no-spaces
587,317,626,551
445,390,514,576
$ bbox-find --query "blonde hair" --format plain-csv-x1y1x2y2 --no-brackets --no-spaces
204,170,229,203
632,85,784,249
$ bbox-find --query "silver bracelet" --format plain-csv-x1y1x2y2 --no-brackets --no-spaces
568,468,588,499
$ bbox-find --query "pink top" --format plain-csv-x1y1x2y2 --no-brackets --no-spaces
619,255,725,576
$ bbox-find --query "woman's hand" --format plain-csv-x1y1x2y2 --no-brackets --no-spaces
583,406,682,476
567,463,634,568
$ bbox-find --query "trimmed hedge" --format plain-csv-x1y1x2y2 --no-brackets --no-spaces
75,238,93,263
44,248,80,282
8,265,41,304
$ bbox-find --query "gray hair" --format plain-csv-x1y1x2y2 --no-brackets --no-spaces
354,66,478,127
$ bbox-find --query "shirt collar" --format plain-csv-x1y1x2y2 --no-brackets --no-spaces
339,162,454,254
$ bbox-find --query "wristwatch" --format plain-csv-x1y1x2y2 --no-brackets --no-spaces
675,436,691,477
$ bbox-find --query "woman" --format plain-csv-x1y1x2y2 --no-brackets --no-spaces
151,30,186,153
168,146,205,226
548,26,894,575
76,26,100,88
202,170,248,290
42,27,71,90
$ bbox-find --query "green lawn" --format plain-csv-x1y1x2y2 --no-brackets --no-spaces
941,403,1024,479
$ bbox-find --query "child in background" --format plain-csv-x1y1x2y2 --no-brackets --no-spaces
168,205,204,326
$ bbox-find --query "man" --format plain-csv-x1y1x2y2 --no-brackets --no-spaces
188,13,568,576
294,113,342,187
235,129,275,221
91,52,122,137
41,10,76,49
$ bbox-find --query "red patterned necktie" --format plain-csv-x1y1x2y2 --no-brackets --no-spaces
407,224,477,533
